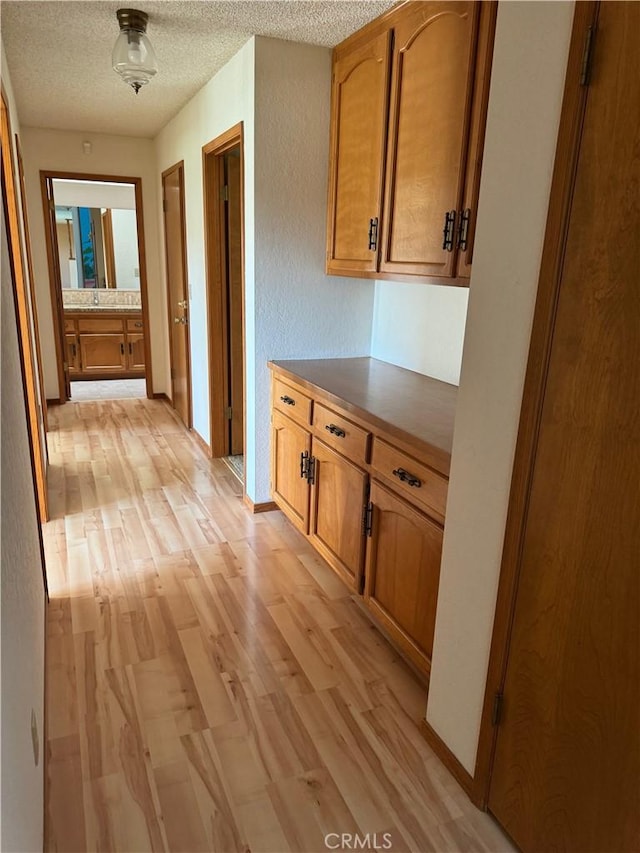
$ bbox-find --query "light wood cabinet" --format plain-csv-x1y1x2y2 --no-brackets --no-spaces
364,481,443,674
271,408,311,534
326,1,496,285
269,358,456,679
326,30,392,275
309,438,368,593
63,312,145,379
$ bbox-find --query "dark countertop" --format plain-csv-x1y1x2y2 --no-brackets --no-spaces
269,357,458,476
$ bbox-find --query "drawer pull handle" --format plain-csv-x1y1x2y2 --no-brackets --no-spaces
325,423,346,438
393,467,421,488
134,322,143,328
280,395,295,406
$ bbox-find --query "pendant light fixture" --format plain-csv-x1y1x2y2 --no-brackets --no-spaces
112,9,158,94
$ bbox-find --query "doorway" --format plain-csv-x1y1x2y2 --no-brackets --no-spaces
162,161,191,428
203,124,245,484
40,172,153,402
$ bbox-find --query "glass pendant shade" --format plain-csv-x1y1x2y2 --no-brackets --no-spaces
112,9,158,94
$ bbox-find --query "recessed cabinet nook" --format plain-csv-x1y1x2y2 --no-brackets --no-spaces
269,359,457,678
327,0,496,285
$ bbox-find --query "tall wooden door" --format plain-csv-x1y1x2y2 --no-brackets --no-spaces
380,1,479,278
1,94,49,522
488,5,639,851
326,30,392,275
162,162,191,427
225,148,243,456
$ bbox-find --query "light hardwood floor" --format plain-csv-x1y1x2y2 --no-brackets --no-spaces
44,397,513,853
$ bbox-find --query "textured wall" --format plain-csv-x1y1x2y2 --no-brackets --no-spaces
425,0,575,773
20,127,164,398
371,282,469,385
251,37,374,502
1,181,47,853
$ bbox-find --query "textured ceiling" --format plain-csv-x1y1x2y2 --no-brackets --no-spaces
1,1,395,138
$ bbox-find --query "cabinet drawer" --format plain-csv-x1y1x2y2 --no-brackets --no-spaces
63,318,76,332
77,317,124,333
312,402,370,466
273,378,312,426
371,438,448,522
126,317,144,331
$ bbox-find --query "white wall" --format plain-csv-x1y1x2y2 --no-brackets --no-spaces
251,37,373,502
371,283,468,385
0,101,46,853
111,209,140,289
20,127,166,397
155,37,374,504
426,0,575,774
52,179,136,209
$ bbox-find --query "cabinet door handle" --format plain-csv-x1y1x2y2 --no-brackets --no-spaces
300,450,309,479
280,395,295,406
120,342,125,355
71,343,76,357
368,217,379,251
134,321,143,328
457,208,471,251
129,343,133,355
393,467,422,488
325,423,346,438
442,210,457,252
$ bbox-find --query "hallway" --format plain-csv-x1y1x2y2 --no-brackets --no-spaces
43,398,512,853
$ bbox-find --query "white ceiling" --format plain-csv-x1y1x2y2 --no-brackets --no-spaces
1,1,395,138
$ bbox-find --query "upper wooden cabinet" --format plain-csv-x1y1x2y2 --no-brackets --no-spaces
327,30,392,275
326,1,496,285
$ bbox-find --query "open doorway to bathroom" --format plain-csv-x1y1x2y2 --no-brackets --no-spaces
203,124,245,486
41,172,152,402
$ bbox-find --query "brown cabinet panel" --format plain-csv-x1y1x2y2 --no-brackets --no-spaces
371,437,448,524
79,334,126,373
271,409,311,534
364,481,443,676
309,438,368,593
77,317,124,333
380,1,479,278
327,30,392,274
272,377,313,427
312,402,370,466
126,333,145,372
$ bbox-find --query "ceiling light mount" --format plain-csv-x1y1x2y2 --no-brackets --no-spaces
112,8,158,95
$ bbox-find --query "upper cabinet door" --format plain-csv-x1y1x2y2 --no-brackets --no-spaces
379,2,479,279
326,30,392,275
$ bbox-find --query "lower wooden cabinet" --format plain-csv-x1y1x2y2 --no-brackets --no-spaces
269,359,456,680
364,481,443,674
309,438,368,593
79,334,126,373
63,312,145,379
271,408,311,534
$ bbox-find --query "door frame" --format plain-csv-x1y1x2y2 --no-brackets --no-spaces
472,0,599,808
202,123,246,469
161,160,192,428
1,88,50,524
39,169,154,401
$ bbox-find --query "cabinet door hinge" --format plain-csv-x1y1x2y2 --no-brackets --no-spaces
306,456,316,486
225,406,232,420
492,691,504,727
442,209,457,252
457,208,471,252
220,184,229,202
580,25,595,86
362,501,373,538
300,450,309,480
